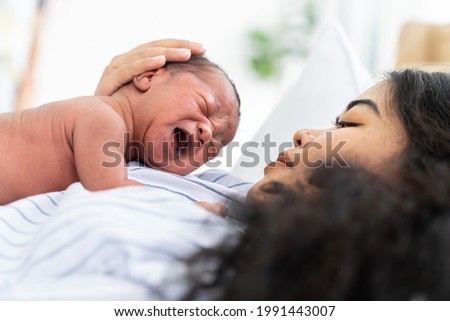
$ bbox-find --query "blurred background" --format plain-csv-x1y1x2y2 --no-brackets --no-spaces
1,0,449,167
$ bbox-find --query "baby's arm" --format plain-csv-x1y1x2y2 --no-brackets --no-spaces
72,99,140,191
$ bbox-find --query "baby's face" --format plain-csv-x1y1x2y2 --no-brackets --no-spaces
135,69,239,175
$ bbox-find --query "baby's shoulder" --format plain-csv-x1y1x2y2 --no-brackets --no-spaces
70,96,122,120
65,96,126,136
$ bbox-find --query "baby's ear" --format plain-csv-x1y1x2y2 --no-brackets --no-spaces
133,70,157,92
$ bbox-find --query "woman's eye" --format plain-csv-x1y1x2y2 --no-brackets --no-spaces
333,116,361,128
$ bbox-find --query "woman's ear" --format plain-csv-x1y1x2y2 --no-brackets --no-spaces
133,70,156,92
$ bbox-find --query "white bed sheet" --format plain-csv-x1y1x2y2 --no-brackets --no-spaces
0,163,251,300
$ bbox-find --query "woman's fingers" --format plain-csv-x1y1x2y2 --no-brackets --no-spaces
131,38,205,56
135,39,205,55
107,39,204,69
109,47,192,69
196,201,229,217
95,39,205,96
95,55,166,95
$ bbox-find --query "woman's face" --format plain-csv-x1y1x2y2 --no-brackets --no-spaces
248,81,407,204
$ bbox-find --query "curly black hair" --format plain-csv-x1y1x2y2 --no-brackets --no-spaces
186,165,450,300
387,69,450,183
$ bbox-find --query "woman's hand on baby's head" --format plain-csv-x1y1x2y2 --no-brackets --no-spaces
196,201,229,218
95,39,205,96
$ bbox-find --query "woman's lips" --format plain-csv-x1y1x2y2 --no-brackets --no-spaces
264,152,296,175
264,160,289,175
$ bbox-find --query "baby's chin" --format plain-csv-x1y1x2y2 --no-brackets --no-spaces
143,153,197,175
146,148,214,175
165,165,197,176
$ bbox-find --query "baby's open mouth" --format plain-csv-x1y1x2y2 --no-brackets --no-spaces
173,127,191,156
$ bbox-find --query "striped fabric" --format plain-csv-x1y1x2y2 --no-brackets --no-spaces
0,163,252,300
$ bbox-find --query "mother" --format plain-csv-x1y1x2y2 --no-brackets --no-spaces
95,40,450,300
207,68,450,300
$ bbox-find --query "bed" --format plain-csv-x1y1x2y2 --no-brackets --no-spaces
0,163,250,300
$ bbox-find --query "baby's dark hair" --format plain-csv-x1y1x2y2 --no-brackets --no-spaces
165,55,241,120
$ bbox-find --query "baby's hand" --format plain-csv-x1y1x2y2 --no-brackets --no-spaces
196,201,229,217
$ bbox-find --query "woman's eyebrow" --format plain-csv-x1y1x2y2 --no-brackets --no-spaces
346,99,380,116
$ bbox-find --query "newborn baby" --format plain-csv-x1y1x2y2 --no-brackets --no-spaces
0,56,240,204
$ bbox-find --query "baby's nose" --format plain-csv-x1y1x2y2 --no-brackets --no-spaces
197,123,213,145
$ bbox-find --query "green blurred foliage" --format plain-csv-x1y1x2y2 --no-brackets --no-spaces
247,0,320,80
249,30,283,79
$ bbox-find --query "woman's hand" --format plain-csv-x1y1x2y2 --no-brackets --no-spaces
95,39,205,96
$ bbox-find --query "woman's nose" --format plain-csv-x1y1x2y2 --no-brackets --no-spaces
197,122,213,145
293,129,315,147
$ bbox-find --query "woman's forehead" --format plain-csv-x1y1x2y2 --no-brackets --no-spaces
354,81,391,117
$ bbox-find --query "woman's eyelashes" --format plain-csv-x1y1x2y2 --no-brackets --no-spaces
333,116,361,128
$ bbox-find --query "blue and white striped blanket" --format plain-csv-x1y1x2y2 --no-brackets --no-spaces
0,163,251,300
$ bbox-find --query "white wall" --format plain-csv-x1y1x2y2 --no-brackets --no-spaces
321,0,450,74
31,0,450,123
0,0,36,113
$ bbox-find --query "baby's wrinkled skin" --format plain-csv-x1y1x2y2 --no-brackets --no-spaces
0,68,239,205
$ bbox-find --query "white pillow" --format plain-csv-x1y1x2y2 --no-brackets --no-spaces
232,20,372,182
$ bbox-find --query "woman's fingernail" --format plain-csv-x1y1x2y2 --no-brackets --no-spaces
177,48,191,54
191,41,204,48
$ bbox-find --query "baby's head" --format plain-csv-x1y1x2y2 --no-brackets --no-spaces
129,55,240,175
